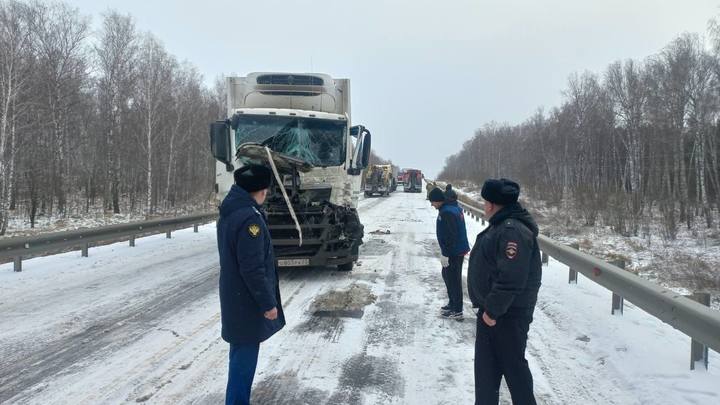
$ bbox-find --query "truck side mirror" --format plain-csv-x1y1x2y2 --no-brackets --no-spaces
210,120,234,172
359,132,371,169
348,125,371,175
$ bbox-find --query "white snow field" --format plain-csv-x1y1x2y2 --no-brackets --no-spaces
1,190,718,404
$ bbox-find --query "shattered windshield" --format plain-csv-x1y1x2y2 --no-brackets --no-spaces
234,114,346,167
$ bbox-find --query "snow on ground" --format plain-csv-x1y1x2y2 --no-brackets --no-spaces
0,187,718,404
449,182,720,309
2,201,215,239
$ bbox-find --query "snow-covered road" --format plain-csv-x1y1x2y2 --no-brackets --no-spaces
1,190,718,404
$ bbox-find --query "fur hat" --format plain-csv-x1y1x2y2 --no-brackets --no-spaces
481,178,520,205
234,164,273,192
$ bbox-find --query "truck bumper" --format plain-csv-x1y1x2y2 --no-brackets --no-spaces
266,206,363,269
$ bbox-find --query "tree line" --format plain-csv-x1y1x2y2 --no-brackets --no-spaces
439,24,720,240
0,0,222,235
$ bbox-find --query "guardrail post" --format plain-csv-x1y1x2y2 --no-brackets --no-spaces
166,230,172,239
194,224,199,233
14,256,22,272
129,236,135,247
688,292,710,370
541,251,549,266
568,242,579,284
610,259,625,315
82,243,89,257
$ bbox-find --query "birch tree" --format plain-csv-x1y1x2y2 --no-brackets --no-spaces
95,10,138,214
0,0,33,235
135,34,173,215
32,1,89,215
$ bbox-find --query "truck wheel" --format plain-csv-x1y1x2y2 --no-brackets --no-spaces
364,192,372,197
337,262,354,272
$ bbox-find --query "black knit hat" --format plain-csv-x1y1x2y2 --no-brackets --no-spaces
481,178,520,205
429,187,445,202
234,164,273,192
444,184,458,202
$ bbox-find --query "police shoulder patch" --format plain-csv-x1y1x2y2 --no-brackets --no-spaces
505,241,518,260
248,223,261,238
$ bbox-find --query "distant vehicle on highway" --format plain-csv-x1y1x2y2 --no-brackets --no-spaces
403,169,423,193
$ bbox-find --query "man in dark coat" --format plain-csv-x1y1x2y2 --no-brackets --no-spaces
217,164,286,405
445,184,458,203
429,187,470,321
467,178,542,405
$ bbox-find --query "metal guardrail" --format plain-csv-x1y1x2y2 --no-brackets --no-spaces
0,212,218,272
426,181,720,369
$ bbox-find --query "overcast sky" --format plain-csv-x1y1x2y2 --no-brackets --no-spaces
69,0,719,178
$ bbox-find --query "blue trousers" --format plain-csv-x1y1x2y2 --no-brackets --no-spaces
226,343,260,405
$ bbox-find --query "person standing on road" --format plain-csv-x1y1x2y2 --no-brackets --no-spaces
217,164,286,405
429,187,470,321
467,178,542,405
445,184,458,203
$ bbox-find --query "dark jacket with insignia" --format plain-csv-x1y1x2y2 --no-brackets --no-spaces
436,201,471,257
467,202,542,320
217,184,285,344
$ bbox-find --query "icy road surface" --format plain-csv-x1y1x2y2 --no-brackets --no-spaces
1,190,719,404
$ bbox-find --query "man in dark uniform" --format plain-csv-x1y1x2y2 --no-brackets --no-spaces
217,164,286,405
467,178,542,405
429,187,470,320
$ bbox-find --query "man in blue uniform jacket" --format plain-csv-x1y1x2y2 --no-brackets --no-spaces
468,178,542,405
429,186,470,321
217,164,286,405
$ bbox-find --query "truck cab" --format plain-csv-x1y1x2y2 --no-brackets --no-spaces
210,73,372,271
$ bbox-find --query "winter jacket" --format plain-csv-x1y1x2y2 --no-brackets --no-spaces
467,202,542,320
436,201,471,257
217,184,285,344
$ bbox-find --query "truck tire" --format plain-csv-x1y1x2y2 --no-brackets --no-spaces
337,261,354,272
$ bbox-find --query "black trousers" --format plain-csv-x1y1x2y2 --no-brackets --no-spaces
475,315,536,405
441,255,464,312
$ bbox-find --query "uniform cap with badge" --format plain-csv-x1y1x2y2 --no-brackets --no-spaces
234,164,273,192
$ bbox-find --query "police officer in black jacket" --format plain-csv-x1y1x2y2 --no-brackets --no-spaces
217,164,286,405
468,178,542,405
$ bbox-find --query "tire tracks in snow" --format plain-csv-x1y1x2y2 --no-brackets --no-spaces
0,264,218,403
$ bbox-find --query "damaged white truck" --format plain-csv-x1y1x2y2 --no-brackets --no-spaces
209,73,372,271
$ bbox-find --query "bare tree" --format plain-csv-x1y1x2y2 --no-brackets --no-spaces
0,1,231,234
32,1,89,215
439,26,720,241
0,0,34,235
95,10,138,214
135,33,173,215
